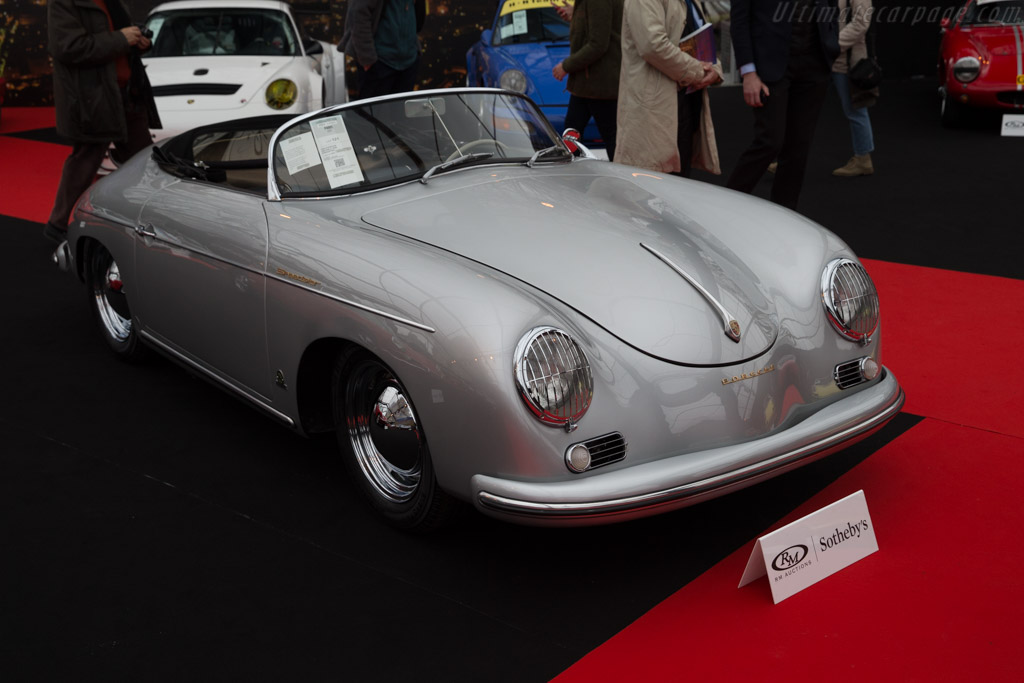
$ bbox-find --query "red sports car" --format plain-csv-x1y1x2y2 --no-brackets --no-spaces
938,0,1024,125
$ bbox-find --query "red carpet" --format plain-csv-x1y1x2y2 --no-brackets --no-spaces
864,259,1024,439
554,419,1023,682
0,136,67,224
555,261,1024,681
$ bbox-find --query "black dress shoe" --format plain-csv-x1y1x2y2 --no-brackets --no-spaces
43,223,67,244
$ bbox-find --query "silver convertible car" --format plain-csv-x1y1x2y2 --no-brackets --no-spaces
54,88,904,530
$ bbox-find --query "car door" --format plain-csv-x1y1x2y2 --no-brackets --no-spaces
134,181,273,401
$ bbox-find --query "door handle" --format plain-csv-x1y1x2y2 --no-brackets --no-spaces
135,223,157,238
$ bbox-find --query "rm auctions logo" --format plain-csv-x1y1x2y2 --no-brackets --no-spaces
771,545,809,571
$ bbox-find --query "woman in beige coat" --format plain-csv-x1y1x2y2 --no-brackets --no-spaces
614,0,719,174
831,0,876,176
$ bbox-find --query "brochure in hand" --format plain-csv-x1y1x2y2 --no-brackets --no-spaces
679,22,716,94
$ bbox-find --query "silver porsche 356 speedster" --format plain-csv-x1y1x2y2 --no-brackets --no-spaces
54,88,904,530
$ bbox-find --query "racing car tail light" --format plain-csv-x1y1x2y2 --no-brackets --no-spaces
514,327,593,430
821,259,879,344
953,57,981,83
266,79,297,109
499,69,528,93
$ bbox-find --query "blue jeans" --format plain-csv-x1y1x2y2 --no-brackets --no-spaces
832,72,874,156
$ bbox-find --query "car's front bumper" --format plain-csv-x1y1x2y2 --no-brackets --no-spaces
472,369,904,526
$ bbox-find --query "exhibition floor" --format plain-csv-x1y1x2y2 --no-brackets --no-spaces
1,79,1022,681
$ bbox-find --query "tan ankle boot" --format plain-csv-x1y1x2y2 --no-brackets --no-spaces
832,154,874,177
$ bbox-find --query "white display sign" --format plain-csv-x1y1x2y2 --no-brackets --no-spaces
1001,114,1024,137
280,132,319,175
310,115,365,189
738,490,878,604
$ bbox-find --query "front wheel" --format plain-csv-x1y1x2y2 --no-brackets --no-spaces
84,242,146,360
940,90,963,128
332,350,455,531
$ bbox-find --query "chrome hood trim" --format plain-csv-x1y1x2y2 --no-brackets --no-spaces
360,169,778,366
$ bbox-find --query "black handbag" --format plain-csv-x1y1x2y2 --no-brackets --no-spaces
845,5,882,90
849,54,883,90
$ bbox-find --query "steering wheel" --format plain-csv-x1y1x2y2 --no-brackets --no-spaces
445,139,511,163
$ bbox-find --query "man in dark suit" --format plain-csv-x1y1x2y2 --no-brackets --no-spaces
726,0,839,211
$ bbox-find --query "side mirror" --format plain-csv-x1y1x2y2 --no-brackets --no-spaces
481,29,493,45
562,128,581,156
940,17,951,29
304,39,324,56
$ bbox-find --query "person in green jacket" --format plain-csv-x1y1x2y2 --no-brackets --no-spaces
552,0,624,160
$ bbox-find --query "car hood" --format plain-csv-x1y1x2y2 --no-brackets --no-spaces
360,169,779,366
142,55,295,110
963,26,1022,59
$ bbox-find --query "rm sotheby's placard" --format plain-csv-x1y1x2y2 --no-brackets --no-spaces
1001,114,1024,137
738,490,878,604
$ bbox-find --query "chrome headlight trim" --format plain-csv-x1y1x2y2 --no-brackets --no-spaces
821,258,879,344
499,69,528,93
953,56,981,83
514,326,594,431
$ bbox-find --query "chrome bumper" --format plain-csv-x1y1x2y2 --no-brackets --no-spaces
473,369,904,526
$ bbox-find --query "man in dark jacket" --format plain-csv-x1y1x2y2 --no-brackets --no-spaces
552,0,623,161
726,0,839,211
341,0,426,100
44,0,160,244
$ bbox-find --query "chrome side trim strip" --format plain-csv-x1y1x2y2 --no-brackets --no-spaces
640,242,742,342
478,384,905,518
139,331,295,427
266,273,436,333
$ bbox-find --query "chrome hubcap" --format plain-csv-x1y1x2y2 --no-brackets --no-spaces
346,362,422,503
94,257,132,343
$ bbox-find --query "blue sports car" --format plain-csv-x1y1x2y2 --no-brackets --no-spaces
466,0,603,146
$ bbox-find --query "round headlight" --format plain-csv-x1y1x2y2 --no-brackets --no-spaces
821,259,879,343
514,327,593,429
266,79,298,109
499,69,528,93
953,56,981,83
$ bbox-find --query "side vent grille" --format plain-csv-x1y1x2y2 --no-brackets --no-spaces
585,432,627,470
834,359,866,390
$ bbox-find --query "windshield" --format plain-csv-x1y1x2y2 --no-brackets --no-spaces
145,9,299,57
963,0,1024,25
272,91,566,197
493,1,570,45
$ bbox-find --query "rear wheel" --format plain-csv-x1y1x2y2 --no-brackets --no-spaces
84,242,146,360
332,350,455,531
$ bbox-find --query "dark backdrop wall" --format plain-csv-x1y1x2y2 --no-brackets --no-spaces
0,0,961,107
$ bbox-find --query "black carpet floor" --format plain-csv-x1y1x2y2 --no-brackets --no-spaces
0,78,1020,681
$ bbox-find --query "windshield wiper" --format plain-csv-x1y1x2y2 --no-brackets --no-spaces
421,152,493,183
525,145,572,167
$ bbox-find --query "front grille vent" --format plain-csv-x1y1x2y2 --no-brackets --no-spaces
834,359,867,390
152,83,242,97
583,432,627,470
997,91,1024,106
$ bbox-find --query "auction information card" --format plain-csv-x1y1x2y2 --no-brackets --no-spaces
739,490,878,604
311,115,365,189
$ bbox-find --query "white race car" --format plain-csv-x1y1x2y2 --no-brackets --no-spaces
142,0,347,142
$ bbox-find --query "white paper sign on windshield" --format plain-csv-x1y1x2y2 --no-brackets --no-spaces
310,115,365,188
738,490,878,604
512,10,528,35
280,131,319,175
